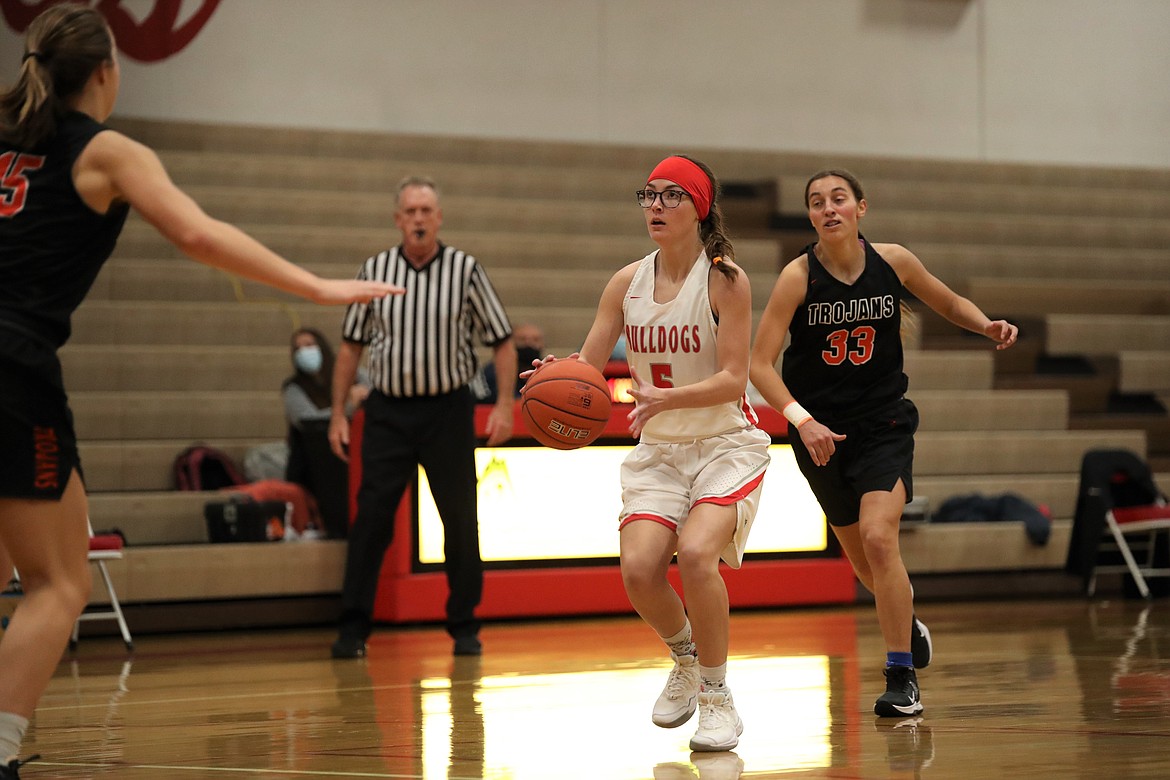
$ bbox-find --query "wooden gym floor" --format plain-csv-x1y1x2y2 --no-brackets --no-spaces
17,598,1170,778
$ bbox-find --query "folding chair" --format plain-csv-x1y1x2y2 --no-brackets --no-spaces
1097,503,1170,599
72,523,133,651
1072,449,1170,599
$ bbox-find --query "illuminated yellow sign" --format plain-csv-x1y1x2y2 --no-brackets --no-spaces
417,444,826,564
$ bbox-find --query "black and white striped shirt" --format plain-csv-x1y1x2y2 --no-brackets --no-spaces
341,244,512,398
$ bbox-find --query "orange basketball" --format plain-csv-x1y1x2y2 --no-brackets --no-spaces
521,360,612,450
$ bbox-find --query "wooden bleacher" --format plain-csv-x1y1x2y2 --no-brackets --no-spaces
65,117,1170,628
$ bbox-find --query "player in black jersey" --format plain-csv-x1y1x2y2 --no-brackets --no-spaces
750,169,1017,718
0,7,402,775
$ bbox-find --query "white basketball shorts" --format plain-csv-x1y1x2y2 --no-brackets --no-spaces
618,427,771,568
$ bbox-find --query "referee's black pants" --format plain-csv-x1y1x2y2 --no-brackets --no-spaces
340,386,483,640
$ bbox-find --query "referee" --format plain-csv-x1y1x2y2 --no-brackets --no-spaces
328,176,518,658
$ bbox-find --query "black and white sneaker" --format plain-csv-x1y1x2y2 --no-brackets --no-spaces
875,666,924,717
0,755,40,779
911,615,932,669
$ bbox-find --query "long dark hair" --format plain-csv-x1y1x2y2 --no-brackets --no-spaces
282,328,336,410
0,6,114,149
675,154,738,281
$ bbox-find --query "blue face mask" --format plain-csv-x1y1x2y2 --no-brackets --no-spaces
294,345,323,374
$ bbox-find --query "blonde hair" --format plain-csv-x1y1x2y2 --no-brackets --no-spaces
0,6,113,149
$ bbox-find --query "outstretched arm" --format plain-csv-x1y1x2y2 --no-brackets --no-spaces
76,131,403,305
881,243,1017,350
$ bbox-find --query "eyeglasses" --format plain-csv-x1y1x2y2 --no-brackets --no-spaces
635,189,688,209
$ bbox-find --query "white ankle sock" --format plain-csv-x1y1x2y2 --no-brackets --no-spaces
0,711,28,762
699,663,727,691
662,619,695,658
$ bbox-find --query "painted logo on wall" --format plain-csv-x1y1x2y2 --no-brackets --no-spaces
1,0,221,62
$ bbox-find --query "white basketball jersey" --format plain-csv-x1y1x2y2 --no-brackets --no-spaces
623,250,759,443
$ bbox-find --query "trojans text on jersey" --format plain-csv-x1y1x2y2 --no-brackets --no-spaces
807,295,895,326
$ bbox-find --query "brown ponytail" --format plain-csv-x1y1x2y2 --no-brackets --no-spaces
0,6,113,149
676,154,738,281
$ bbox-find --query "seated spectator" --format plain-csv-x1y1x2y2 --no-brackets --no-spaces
471,322,545,403
283,328,367,538
283,328,369,429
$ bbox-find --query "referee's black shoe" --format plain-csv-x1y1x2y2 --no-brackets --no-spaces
875,666,924,717
330,636,367,659
453,635,482,656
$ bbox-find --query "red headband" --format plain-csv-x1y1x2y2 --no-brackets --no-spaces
646,156,712,220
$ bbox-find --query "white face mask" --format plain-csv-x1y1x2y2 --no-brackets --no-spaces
294,345,323,374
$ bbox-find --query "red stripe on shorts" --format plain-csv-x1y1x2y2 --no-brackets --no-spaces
693,471,766,508
619,512,678,532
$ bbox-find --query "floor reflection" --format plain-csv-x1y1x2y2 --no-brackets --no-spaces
874,716,933,779
24,601,1170,778
653,751,745,779
1073,601,1170,718
420,655,835,779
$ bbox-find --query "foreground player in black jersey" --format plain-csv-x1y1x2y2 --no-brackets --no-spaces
0,7,401,776
749,169,1017,718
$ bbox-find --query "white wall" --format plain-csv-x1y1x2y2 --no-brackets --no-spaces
3,0,1167,169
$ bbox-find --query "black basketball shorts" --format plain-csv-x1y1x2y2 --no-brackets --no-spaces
0,358,80,500
790,397,919,527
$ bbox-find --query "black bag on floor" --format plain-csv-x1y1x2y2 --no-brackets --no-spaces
204,497,287,543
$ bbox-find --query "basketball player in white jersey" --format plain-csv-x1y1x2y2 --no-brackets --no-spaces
525,156,770,752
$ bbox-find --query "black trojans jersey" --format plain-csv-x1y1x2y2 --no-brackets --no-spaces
1,111,130,356
781,238,908,422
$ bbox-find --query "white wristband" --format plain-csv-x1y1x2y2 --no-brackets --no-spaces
782,401,813,428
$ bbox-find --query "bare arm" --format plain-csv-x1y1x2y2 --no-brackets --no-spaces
575,262,638,371
749,258,807,411
749,256,846,466
328,341,364,461
484,336,517,447
75,131,403,305
879,243,1017,350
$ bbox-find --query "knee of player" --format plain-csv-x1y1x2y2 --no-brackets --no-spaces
858,530,900,569
674,540,719,578
619,555,662,594
27,566,93,617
